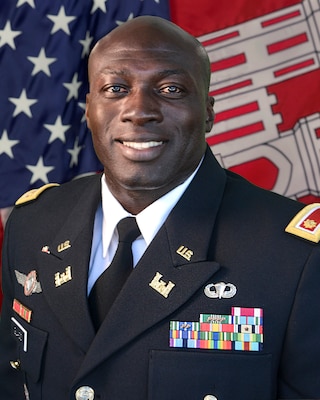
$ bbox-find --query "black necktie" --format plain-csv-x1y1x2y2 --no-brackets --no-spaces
89,217,141,330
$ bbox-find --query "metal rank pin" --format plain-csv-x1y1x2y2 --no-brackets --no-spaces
75,386,94,400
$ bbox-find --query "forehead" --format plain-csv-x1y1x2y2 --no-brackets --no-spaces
89,43,202,82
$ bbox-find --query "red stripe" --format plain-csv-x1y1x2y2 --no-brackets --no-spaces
211,53,246,72
274,58,315,77
210,79,252,96
202,31,240,47
207,121,264,146
215,102,259,123
267,33,308,54
316,128,320,139
261,10,301,28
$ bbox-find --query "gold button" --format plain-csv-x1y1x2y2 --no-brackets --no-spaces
10,360,21,370
75,386,94,400
204,395,217,400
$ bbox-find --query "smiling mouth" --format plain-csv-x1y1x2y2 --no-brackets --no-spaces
122,141,164,150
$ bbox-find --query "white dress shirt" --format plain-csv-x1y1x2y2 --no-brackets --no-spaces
87,164,201,294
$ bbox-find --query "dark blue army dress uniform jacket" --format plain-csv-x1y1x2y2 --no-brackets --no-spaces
0,148,320,399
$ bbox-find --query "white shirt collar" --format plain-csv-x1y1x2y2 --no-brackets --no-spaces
101,160,202,258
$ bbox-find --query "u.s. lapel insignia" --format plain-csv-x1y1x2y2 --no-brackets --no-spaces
55,266,72,287
149,272,175,298
176,245,193,261
15,270,42,296
204,282,237,299
170,307,263,351
57,240,71,253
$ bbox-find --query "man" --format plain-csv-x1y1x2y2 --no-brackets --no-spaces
0,16,319,400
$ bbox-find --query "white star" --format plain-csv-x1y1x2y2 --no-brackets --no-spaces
78,102,86,122
79,31,93,58
16,0,35,8
9,89,38,118
116,13,134,26
26,156,55,185
63,73,82,101
0,21,22,49
91,0,107,14
27,48,57,77
0,130,19,158
44,116,71,144
67,137,83,167
47,6,76,35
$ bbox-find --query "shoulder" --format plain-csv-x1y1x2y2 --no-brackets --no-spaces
224,169,320,244
285,203,320,243
14,173,101,208
15,183,60,206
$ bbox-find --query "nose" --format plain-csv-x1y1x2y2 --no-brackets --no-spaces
120,88,163,125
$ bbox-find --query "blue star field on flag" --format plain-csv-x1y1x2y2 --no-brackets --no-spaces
0,0,169,208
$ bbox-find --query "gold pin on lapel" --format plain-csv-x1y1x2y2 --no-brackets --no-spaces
149,272,175,298
55,266,72,287
176,245,193,261
57,240,71,253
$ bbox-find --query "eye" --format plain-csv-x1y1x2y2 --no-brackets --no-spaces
160,85,183,95
101,84,128,98
104,85,127,94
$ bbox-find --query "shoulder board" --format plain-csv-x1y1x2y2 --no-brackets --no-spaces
15,183,60,206
285,203,320,243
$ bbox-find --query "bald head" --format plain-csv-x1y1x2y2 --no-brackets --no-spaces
88,16,211,92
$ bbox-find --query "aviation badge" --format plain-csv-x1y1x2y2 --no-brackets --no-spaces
15,270,42,296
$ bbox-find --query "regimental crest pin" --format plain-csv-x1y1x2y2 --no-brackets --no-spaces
149,272,175,298
55,266,72,287
15,270,42,296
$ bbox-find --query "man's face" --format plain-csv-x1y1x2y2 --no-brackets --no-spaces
86,29,213,199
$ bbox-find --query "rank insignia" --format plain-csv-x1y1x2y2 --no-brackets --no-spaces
15,270,42,296
13,299,32,323
170,307,263,351
285,203,320,243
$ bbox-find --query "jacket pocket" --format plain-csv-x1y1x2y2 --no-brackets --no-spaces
11,317,48,383
148,349,273,400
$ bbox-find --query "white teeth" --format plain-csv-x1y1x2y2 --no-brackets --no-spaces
122,141,163,150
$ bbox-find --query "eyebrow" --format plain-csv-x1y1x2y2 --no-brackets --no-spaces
101,68,189,79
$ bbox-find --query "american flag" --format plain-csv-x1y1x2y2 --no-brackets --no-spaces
0,0,170,210
2,0,320,308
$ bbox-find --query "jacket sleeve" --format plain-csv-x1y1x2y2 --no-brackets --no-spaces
0,213,25,399
278,246,320,398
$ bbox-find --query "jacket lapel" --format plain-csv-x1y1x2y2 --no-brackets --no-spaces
37,175,101,352
75,148,227,378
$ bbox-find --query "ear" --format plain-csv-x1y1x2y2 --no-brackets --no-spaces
205,96,215,132
85,93,91,130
